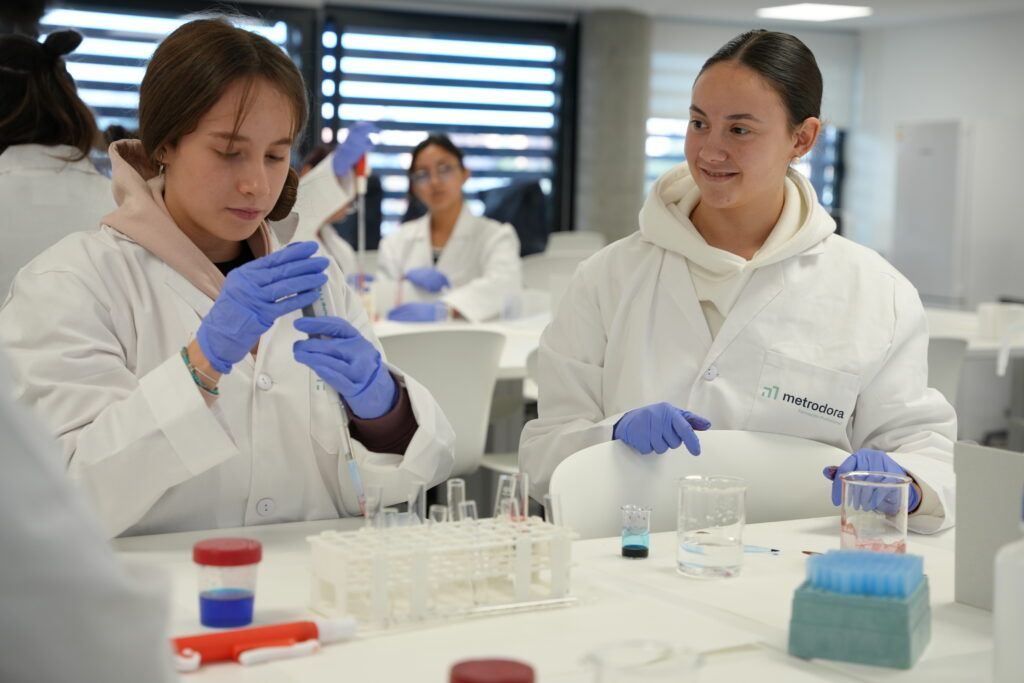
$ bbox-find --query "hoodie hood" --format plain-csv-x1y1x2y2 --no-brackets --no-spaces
638,162,835,276
101,139,271,301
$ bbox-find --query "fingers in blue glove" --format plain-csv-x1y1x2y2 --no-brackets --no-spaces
294,315,361,339
404,267,450,293
825,449,916,511
614,402,711,456
387,302,447,322
256,240,321,268
333,122,380,175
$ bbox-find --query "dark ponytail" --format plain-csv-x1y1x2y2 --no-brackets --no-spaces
698,30,822,129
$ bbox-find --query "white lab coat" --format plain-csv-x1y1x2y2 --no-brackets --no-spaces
0,351,173,682
377,204,522,322
0,140,455,537
0,144,116,296
520,165,957,533
288,149,358,276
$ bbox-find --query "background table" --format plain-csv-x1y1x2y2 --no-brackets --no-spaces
115,516,991,682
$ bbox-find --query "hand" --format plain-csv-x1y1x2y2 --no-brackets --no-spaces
387,302,448,323
823,448,920,512
613,402,711,455
332,121,379,176
293,316,397,419
345,273,375,292
197,241,328,374
404,267,450,293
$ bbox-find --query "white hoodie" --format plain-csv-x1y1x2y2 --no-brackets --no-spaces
643,165,833,336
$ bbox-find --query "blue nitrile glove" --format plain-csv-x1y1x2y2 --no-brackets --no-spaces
293,316,397,419
197,241,328,374
612,402,712,455
332,121,379,175
345,273,375,291
404,267,450,293
387,301,448,323
823,448,920,512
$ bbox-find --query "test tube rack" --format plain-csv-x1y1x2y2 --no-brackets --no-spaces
307,516,576,630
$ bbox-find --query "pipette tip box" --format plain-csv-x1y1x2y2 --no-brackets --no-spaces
788,551,931,669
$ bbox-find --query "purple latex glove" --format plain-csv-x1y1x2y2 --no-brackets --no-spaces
345,273,375,292
293,316,397,419
332,121,379,175
197,241,328,374
613,402,712,455
386,301,448,323
404,267,450,293
823,448,920,512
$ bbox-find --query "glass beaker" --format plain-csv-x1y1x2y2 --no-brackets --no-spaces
676,475,746,578
621,505,652,559
840,471,910,553
584,640,702,682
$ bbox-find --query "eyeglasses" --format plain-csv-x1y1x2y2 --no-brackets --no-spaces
409,163,459,186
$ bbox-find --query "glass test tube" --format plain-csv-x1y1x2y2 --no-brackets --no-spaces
447,478,467,521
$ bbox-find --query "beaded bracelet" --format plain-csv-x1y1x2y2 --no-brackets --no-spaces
180,346,219,395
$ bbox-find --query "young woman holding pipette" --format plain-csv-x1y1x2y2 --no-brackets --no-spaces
0,17,454,537
377,133,523,322
520,30,956,534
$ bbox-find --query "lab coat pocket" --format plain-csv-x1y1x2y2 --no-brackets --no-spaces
747,350,859,446
310,376,344,455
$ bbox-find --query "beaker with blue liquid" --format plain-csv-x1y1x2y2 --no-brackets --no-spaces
621,505,652,559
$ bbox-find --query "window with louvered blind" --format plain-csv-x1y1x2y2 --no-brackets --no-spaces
320,8,576,237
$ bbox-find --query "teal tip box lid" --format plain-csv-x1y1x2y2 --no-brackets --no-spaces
788,576,932,669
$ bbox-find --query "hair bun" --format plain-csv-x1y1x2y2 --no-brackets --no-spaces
42,30,83,58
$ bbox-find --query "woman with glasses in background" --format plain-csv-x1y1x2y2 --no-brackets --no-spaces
377,133,522,322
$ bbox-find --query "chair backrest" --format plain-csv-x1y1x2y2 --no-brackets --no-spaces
521,253,585,291
380,329,505,477
479,180,550,257
927,337,968,405
548,431,847,539
546,230,606,256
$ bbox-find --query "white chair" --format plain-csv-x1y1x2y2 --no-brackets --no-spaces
546,230,606,256
380,329,505,478
520,253,586,291
927,336,969,405
548,431,847,539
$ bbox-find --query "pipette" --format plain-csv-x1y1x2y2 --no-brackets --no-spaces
301,284,367,516
354,155,369,292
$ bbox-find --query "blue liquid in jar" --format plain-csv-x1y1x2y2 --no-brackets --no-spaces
622,532,650,558
199,588,254,628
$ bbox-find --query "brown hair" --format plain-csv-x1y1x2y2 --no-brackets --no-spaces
698,30,821,130
0,30,98,160
139,17,308,217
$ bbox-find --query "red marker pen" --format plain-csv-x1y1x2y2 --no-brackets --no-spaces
172,617,356,672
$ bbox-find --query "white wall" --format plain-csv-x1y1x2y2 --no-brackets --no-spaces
847,10,1024,262
650,21,859,129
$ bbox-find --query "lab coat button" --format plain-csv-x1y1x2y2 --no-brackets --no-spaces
256,498,275,516
703,365,719,381
256,373,273,391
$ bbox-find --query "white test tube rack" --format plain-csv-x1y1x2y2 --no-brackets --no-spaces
307,516,576,630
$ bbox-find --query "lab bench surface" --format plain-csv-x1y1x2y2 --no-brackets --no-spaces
114,516,991,682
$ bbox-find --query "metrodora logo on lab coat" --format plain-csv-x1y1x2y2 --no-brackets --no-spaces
760,385,845,424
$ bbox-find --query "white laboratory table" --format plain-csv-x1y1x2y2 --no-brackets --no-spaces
115,517,991,682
